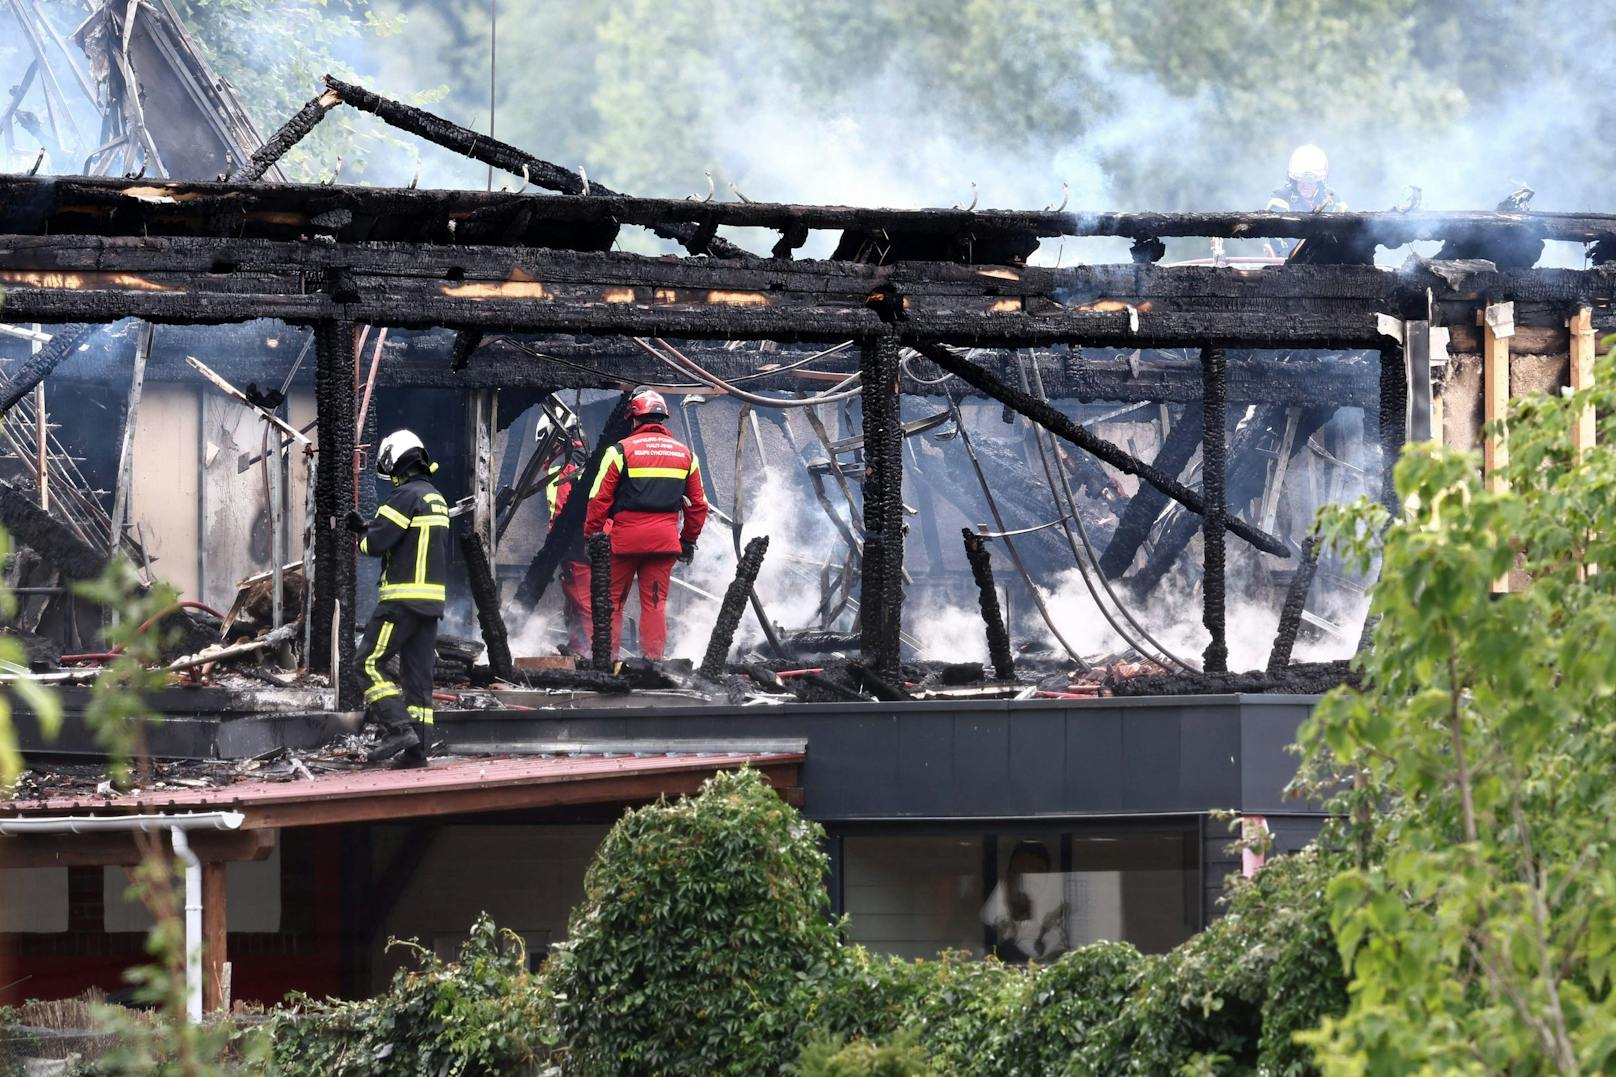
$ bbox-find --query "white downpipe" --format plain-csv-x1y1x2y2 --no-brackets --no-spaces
0,811,244,1021
168,827,203,1022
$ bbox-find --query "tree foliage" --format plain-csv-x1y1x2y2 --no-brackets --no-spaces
1296,344,1616,1072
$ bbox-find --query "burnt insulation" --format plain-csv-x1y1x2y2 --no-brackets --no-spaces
460,530,514,680
700,535,769,679
0,324,96,416
914,342,1288,558
323,75,750,259
1267,534,1321,673
858,333,905,675
962,528,1015,680
1200,344,1229,674
310,319,357,708
0,481,107,580
1099,407,1202,578
238,89,338,182
587,532,614,671
515,392,630,609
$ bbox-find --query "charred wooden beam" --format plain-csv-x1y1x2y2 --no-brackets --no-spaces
858,333,905,675
587,532,614,671
514,393,630,609
1200,345,1229,673
310,319,356,702
962,528,1014,680
915,342,1289,558
0,480,107,580
321,75,750,259
0,323,96,417
449,329,483,372
460,531,514,681
239,87,342,183
1267,535,1321,673
1099,406,1202,578
700,535,769,678
1377,343,1406,513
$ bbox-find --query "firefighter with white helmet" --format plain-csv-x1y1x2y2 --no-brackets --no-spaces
344,428,450,764
1265,144,1345,256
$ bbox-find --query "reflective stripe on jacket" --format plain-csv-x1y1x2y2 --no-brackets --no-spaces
584,422,709,555
359,476,450,616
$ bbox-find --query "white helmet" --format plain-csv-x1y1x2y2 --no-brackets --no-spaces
1287,144,1329,183
376,429,427,476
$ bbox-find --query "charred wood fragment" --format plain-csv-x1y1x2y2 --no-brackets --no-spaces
239,88,341,182
321,75,750,259
915,342,1289,558
1377,343,1406,513
449,329,484,372
0,324,96,417
511,665,631,693
0,480,107,580
587,532,614,671
310,318,357,706
1099,407,1202,578
699,535,769,679
1200,345,1229,674
847,660,913,701
514,392,630,609
460,530,514,681
858,333,905,675
962,528,1015,680
1267,534,1321,673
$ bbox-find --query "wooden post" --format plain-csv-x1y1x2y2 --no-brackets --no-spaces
311,319,357,700
268,428,286,629
1200,344,1229,673
1570,306,1596,459
201,861,228,1013
109,321,153,552
1483,303,1513,592
468,389,498,558
1482,302,1512,495
1258,407,1301,534
33,382,48,512
858,332,905,675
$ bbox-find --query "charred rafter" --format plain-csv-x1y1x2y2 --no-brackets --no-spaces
238,88,342,183
914,342,1290,558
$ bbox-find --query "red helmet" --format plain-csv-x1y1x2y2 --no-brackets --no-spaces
628,388,669,422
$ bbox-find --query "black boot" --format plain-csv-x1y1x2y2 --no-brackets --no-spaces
368,723,420,762
396,722,432,768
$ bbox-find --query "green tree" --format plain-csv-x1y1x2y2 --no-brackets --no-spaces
1296,343,1616,1072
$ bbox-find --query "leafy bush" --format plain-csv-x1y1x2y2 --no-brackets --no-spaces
794,1030,933,1077
270,914,549,1076
540,768,843,1075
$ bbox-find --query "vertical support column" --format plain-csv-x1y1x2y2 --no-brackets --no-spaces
1199,345,1228,674
109,321,153,552
1570,306,1596,459
1481,302,1512,495
34,383,48,511
201,861,228,1013
1377,340,1408,514
311,319,357,705
858,332,904,676
468,389,498,558
268,429,286,629
1403,320,1434,443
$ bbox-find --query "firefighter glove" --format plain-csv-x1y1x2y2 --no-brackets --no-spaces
344,510,368,535
678,539,696,564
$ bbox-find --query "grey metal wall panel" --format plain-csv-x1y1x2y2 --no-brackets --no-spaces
1008,711,1067,812
1177,705,1243,807
951,714,1012,815
1063,707,1124,811
896,714,955,810
1121,710,1183,811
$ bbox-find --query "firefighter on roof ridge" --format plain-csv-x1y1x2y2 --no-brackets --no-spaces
584,388,709,661
1265,144,1345,256
346,429,449,765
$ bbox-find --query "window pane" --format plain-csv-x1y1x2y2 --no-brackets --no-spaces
843,834,983,959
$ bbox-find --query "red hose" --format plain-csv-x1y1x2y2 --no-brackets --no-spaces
769,668,824,679
61,600,228,664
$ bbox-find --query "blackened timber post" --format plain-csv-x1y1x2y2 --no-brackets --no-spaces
1378,342,1407,514
311,319,358,707
859,331,904,675
1200,344,1228,673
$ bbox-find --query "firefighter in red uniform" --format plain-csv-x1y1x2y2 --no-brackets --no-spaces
543,433,592,654
584,389,709,660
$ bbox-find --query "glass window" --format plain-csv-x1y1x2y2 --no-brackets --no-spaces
844,826,1197,963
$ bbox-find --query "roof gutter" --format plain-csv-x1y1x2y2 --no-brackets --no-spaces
0,810,243,1020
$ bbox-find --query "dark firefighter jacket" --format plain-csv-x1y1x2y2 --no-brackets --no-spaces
584,422,709,556
359,475,450,616
544,460,588,564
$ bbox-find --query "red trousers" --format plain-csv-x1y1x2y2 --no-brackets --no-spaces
557,560,592,653
610,553,677,660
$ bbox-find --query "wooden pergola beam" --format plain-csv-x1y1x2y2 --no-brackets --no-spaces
0,827,276,868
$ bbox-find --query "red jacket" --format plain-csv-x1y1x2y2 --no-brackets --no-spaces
584,422,709,556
